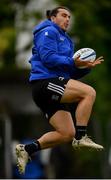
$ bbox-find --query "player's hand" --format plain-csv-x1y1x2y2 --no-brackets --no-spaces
86,56,104,68
74,55,104,68
74,55,92,68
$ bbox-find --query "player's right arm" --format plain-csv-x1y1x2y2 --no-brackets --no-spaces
34,27,74,69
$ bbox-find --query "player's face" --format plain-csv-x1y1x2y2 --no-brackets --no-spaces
51,9,71,31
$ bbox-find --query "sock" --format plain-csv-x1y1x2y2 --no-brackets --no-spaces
25,140,41,156
75,126,87,140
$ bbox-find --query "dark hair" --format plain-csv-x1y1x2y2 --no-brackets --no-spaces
46,6,70,20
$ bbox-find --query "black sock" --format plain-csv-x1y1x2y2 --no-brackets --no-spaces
25,140,41,156
75,126,87,140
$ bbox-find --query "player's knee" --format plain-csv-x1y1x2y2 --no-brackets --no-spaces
88,86,96,100
64,129,75,142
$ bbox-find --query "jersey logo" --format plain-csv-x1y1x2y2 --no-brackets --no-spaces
59,77,64,81
45,31,48,36
60,37,65,41
51,94,59,101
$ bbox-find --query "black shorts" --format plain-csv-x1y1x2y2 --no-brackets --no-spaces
31,77,70,120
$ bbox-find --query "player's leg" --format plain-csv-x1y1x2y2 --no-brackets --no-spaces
61,79,96,126
15,78,103,174
16,110,75,174
61,79,103,149
37,110,75,149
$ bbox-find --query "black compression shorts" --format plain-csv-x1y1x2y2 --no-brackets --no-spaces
31,77,70,120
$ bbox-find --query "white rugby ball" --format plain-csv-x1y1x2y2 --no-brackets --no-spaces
73,48,96,69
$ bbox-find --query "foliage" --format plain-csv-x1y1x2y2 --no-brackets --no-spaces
0,27,16,66
0,1,16,67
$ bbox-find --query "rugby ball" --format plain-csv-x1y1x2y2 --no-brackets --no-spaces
73,48,96,68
